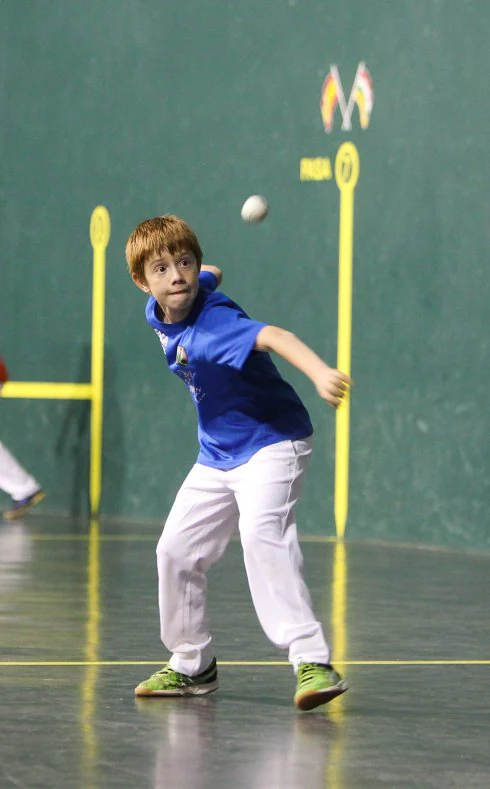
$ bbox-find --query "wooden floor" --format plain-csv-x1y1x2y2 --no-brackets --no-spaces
1,516,489,788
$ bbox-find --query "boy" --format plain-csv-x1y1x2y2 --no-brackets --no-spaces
0,357,45,520
126,215,351,711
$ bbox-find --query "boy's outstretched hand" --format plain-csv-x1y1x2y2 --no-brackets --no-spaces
314,367,352,408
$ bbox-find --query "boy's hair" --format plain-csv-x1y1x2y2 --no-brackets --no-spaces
126,215,203,282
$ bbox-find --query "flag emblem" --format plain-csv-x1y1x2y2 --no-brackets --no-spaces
320,62,374,133
176,345,188,365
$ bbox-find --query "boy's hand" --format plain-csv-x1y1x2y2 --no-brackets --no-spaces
314,367,351,408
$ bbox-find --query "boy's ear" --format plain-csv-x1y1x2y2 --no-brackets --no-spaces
132,273,150,293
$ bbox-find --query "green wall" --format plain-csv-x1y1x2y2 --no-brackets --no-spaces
1,0,489,549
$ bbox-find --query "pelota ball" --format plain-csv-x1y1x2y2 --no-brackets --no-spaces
241,195,269,223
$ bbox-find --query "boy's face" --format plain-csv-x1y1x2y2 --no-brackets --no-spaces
132,248,200,323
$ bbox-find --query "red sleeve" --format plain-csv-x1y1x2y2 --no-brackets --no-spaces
0,357,9,384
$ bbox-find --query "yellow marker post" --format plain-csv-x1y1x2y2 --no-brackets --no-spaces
334,143,359,539
89,207,110,517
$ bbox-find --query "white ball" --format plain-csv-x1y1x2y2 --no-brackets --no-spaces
241,195,268,223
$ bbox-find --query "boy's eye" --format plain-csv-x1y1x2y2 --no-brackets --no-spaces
157,265,166,273
180,258,190,267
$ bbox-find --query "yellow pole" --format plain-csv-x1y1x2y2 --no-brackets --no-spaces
334,143,359,539
89,207,110,516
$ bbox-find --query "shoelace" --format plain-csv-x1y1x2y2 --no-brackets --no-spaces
150,666,186,687
298,664,319,682
298,663,332,683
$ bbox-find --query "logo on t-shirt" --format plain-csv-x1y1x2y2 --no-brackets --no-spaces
176,345,188,365
176,367,206,404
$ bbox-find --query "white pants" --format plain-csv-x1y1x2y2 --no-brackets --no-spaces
0,441,40,500
157,437,330,676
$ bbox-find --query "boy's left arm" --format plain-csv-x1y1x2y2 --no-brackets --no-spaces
201,265,222,287
254,325,351,408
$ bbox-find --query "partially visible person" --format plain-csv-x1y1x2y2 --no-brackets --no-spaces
0,357,45,520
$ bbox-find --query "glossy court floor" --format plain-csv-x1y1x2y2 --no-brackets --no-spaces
1,516,489,789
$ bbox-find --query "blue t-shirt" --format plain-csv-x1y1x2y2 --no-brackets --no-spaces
145,270,313,469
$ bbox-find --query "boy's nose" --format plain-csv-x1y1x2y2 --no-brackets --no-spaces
170,266,185,282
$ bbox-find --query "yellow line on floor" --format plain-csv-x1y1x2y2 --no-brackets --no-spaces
0,660,489,667
29,535,156,541
28,535,337,542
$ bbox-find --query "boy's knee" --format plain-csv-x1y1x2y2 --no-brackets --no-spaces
239,521,257,554
240,520,278,554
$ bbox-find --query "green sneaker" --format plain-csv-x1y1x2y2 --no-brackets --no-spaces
294,663,348,711
134,658,219,697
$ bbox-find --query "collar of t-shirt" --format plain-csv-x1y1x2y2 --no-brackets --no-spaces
145,270,218,336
